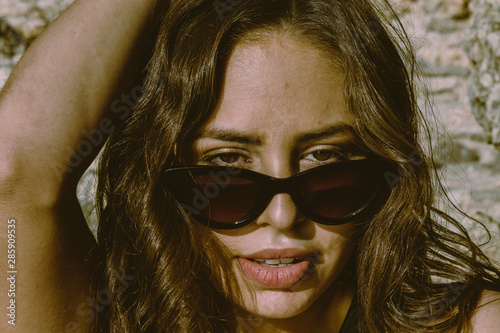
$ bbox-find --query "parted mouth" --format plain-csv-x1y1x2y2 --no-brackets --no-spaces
237,252,318,289
248,258,305,267
238,248,318,264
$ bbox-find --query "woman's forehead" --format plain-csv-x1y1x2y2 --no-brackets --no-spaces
197,34,351,142
226,33,342,90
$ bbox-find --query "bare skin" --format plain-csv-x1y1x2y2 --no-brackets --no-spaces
0,0,157,331
0,1,499,332
188,35,358,332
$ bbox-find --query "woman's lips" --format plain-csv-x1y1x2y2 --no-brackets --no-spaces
237,249,317,289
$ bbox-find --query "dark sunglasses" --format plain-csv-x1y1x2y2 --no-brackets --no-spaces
162,159,391,229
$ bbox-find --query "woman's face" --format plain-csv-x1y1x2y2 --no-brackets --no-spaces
187,34,365,320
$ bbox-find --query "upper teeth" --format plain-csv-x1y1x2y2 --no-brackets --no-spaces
253,258,297,264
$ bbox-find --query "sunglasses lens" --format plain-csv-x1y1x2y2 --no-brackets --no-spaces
167,170,262,225
193,175,261,223
299,164,380,220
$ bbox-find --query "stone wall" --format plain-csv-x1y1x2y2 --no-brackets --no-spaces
465,0,500,149
1,0,499,261
392,0,500,261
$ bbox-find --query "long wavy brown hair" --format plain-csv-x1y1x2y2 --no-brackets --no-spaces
95,0,500,332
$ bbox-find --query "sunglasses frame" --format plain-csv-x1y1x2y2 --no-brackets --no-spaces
162,159,392,229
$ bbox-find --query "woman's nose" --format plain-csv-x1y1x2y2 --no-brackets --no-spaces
254,193,305,231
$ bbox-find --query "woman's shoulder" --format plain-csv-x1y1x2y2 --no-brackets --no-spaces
470,290,500,332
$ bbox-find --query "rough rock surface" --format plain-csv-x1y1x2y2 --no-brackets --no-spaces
1,0,499,261
385,0,500,262
464,0,500,149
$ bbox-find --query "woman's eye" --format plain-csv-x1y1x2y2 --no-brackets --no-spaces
303,149,348,163
310,150,334,161
205,152,249,165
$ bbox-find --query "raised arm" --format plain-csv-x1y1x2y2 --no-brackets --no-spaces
0,0,158,193
0,0,160,331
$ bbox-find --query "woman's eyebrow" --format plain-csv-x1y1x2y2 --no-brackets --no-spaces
192,128,264,145
191,123,355,145
292,123,356,143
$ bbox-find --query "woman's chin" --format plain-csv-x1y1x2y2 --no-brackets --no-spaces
237,286,320,320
